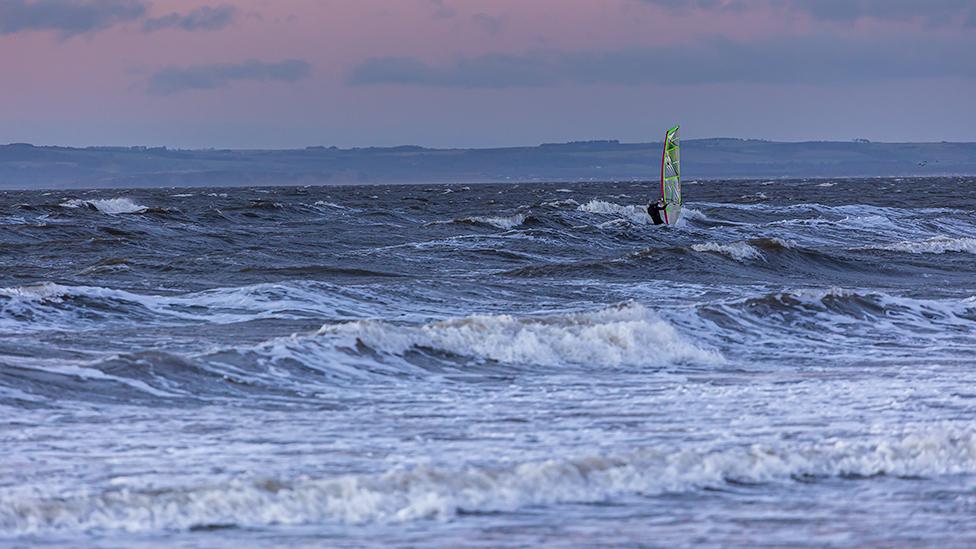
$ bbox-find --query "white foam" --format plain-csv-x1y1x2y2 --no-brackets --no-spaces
319,302,723,368
541,198,579,208
3,426,975,534
577,200,708,227
467,213,526,230
60,197,147,215
869,236,976,255
692,242,763,262
679,207,709,222
429,214,527,230
577,200,649,225
0,281,386,333
58,198,84,209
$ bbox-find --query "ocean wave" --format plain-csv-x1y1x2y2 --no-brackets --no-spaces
724,287,976,321
0,283,211,334
313,200,353,211
468,213,526,230
0,281,387,332
576,200,711,228
867,236,976,255
317,302,723,369
577,200,649,225
692,242,764,262
690,237,794,262
679,207,709,222
3,426,974,534
428,213,527,230
540,198,579,208
687,288,976,361
0,215,27,226
60,197,147,215
701,202,963,217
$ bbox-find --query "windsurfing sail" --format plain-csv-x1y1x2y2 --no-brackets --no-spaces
659,125,681,225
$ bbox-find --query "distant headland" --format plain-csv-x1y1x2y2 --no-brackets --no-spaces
2,139,974,189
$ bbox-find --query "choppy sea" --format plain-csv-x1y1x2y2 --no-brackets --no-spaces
2,177,976,547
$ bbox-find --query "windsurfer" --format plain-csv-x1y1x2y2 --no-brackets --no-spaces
647,199,666,225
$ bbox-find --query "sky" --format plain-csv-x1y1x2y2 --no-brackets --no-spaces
0,0,974,148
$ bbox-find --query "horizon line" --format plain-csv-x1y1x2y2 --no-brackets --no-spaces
2,137,973,152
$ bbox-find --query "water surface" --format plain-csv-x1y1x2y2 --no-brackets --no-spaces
2,178,975,546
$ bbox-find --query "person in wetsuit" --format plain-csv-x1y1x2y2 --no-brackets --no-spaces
647,199,666,225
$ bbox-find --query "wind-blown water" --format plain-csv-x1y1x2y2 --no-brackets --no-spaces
2,178,975,546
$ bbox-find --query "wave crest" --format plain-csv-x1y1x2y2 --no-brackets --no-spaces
60,197,147,214
692,242,763,261
428,213,527,230
319,302,723,369
869,236,976,255
577,200,650,225
3,426,974,534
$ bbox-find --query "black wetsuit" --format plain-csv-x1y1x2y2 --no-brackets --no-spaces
647,203,665,225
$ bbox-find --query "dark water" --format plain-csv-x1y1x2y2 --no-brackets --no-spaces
2,177,976,547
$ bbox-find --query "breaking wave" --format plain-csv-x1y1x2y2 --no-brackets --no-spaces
577,199,649,225
467,213,526,230
2,426,974,535
692,242,764,262
429,213,527,230
540,198,579,208
679,207,709,222
318,302,722,369
0,281,390,332
576,200,710,227
60,197,148,215
690,238,792,262
868,236,976,255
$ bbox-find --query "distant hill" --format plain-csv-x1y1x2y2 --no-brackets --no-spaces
1,139,974,189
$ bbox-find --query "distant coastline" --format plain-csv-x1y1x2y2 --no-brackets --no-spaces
2,139,975,189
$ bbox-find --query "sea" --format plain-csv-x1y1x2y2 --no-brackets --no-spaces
1,177,975,547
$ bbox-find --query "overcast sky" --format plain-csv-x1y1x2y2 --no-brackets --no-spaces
1,0,974,148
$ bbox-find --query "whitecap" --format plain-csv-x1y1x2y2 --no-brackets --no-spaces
60,197,147,215
679,207,709,222
429,213,527,230
692,242,763,262
467,213,526,230
577,200,649,225
3,426,975,534
319,302,723,369
867,236,976,255
541,198,579,208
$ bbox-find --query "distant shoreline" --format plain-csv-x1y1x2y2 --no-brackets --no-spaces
2,139,975,190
